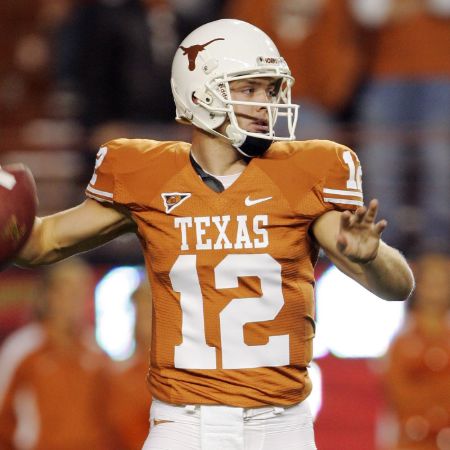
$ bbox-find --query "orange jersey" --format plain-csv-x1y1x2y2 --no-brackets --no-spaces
86,139,363,407
0,324,111,450
381,313,450,450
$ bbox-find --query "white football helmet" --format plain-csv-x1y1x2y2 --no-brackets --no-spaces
171,19,299,157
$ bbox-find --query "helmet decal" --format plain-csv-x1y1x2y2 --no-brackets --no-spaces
179,38,225,71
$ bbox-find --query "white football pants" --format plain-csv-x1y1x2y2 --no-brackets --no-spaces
142,398,317,450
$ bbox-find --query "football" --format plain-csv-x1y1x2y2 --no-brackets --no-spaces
0,164,38,269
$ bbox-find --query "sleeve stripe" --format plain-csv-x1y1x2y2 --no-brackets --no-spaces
85,192,113,204
86,185,114,199
324,198,364,206
323,188,363,198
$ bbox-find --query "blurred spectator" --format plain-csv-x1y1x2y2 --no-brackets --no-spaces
55,0,225,147
352,0,450,253
0,258,112,450
0,0,76,126
378,253,450,450
224,0,365,140
0,0,85,155
105,278,153,450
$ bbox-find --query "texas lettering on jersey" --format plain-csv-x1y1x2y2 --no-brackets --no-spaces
85,138,363,407
174,215,269,251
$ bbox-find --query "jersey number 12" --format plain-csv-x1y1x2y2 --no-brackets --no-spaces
170,253,290,370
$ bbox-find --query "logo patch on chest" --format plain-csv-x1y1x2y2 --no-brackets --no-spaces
161,192,191,213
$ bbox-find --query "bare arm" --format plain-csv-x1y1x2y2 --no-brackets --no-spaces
15,198,135,266
312,200,414,301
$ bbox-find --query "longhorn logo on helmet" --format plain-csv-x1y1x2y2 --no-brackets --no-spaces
179,38,224,71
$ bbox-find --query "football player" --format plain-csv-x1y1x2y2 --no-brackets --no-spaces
13,19,414,450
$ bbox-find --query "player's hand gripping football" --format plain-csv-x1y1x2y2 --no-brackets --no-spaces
336,199,387,264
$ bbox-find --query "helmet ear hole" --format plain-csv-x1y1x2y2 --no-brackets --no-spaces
192,89,213,105
191,93,200,105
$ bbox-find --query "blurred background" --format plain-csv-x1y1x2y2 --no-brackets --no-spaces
0,0,449,449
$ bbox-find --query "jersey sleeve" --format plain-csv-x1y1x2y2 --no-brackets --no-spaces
85,138,190,208
319,143,364,212
85,140,121,203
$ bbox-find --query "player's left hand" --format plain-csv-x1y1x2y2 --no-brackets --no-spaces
336,199,387,264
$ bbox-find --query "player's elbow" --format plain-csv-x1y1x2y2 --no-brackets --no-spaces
382,287,413,302
396,264,415,300
381,271,415,302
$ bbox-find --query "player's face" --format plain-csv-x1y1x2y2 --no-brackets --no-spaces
228,78,279,134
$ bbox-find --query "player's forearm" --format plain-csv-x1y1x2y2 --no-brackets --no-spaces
15,203,133,266
359,242,415,301
14,216,73,266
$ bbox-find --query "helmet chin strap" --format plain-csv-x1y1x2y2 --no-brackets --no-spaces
225,125,273,158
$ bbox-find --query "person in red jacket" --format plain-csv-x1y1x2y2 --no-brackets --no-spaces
380,253,450,450
0,258,112,450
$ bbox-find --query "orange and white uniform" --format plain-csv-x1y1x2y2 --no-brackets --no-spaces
0,324,111,450
86,138,363,409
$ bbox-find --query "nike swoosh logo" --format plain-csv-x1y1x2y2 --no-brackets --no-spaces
245,196,272,206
